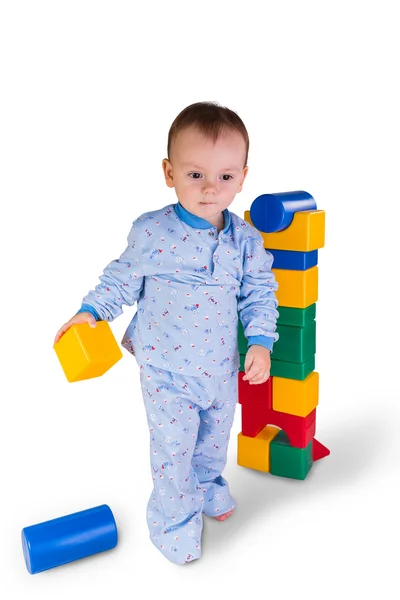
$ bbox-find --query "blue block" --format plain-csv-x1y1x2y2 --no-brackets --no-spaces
250,190,317,233
268,248,318,270
21,504,118,574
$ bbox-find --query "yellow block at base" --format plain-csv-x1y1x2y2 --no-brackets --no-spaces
54,321,123,382
237,426,280,472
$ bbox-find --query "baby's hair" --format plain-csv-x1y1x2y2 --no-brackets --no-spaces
167,101,249,166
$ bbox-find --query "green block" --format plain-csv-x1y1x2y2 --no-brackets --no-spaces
273,320,316,363
277,304,316,327
270,430,313,480
238,315,316,364
239,353,315,380
238,319,247,354
271,355,315,380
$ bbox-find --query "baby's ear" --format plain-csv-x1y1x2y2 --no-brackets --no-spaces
162,158,175,188
237,166,249,192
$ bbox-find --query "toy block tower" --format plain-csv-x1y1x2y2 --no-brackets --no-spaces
237,191,330,480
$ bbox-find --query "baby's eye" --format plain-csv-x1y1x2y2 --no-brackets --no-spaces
221,174,233,181
188,172,202,179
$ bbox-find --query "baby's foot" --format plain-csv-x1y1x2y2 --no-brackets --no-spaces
214,509,234,521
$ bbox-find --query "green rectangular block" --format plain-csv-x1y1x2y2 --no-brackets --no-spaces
238,314,316,360
277,304,316,327
238,319,247,354
270,430,313,480
271,355,315,380
238,314,316,364
272,320,316,363
239,353,315,380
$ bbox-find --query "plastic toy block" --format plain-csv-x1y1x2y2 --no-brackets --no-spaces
270,407,315,448
238,319,248,355
250,191,317,233
241,400,269,438
238,371,272,409
245,209,325,252
272,372,319,417
238,426,280,472
313,438,330,461
273,320,316,363
273,266,318,309
21,505,118,574
238,307,316,356
240,351,314,380
270,430,313,480
241,403,316,447
271,355,315,381
54,321,123,382
268,248,318,271
277,304,316,327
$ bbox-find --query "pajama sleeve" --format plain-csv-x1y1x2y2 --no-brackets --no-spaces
237,229,279,352
77,221,144,322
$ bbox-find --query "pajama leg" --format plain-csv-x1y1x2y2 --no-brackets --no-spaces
192,370,238,517
139,364,205,565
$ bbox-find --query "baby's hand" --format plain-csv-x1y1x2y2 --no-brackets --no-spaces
242,345,271,385
54,312,97,345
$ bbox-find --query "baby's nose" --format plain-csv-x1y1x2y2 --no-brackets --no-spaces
202,180,218,194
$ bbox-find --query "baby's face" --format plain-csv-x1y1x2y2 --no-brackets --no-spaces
162,126,248,225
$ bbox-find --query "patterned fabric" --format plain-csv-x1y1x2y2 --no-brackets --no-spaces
139,363,238,564
77,201,279,563
80,202,279,376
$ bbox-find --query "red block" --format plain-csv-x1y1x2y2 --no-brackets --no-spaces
312,438,330,461
238,371,272,409
266,408,316,448
241,404,316,448
238,372,316,447
241,401,269,437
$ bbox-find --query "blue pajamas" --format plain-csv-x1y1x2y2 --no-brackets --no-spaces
77,201,279,563
139,363,238,564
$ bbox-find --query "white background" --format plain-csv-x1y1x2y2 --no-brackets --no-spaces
1,1,399,598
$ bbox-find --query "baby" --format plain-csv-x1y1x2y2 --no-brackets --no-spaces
54,101,279,564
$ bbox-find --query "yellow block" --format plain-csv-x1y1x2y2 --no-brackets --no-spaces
272,372,319,417
237,426,280,472
273,266,318,308
244,209,325,251
54,321,123,382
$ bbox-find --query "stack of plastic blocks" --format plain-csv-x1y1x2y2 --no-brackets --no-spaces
237,191,330,480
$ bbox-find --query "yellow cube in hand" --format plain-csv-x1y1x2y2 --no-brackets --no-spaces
54,321,123,382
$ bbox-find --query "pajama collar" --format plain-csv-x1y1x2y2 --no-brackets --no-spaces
174,202,231,233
